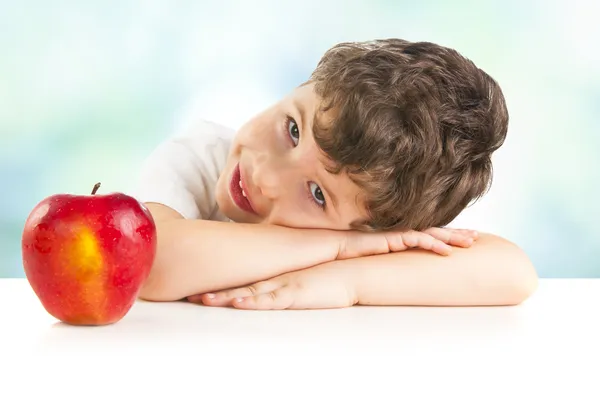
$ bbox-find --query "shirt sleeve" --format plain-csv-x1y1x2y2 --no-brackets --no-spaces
132,119,233,220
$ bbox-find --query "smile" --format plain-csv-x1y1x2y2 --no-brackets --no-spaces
229,163,258,215
238,179,247,198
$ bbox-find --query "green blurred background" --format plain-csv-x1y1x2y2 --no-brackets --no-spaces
2,0,598,277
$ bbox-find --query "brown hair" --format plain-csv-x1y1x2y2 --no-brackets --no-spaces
307,39,509,231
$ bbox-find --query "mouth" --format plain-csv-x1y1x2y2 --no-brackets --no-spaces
229,163,258,215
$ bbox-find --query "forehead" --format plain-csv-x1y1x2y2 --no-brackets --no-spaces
287,83,321,116
323,167,368,227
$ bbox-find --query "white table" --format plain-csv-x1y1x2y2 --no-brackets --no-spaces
2,278,598,397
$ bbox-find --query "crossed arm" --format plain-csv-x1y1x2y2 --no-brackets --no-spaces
138,203,538,309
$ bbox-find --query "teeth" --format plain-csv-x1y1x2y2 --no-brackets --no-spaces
239,178,247,198
239,179,247,197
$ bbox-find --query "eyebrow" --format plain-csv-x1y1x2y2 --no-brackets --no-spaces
294,97,308,136
293,97,341,220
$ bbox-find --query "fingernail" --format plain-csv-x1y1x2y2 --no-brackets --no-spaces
206,293,216,299
466,238,473,245
235,297,244,303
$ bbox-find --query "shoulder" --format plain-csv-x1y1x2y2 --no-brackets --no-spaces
168,117,235,154
144,116,235,175
133,117,236,221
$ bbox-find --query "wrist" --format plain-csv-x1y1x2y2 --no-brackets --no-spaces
335,230,363,260
301,228,347,262
326,259,362,305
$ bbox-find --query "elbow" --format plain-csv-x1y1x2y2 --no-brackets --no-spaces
137,255,205,303
136,218,188,302
137,206,188,302
473,233,538,306
138,278,185,303
505,256,538,305
491,235,539,306
137,257,184,302
138,263,171,302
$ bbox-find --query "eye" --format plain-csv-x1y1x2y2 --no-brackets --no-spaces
286,117,300,146
309,182,326,208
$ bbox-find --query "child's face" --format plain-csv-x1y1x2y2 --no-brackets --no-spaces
215,83,368,230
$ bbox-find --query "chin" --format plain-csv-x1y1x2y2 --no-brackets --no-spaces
226,215,252,224
217,200,251,224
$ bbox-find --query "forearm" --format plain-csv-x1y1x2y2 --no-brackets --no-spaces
346,233,538,306
140,218,342,301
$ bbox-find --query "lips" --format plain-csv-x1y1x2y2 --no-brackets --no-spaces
229,163,258,215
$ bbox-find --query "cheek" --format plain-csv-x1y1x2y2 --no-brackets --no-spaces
214,173,228,207
216,161,236,204
268,197,324,228
267,211,328,229
238,115,280,149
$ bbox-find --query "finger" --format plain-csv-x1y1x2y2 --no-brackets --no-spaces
199,280,283,307
413,232,453,256
423,227,474,248
187,294,204,304
202,280,282,307
390,230,452,256
462,229,479,240
232,286,295,310
447,228,479,240
444,228,479,240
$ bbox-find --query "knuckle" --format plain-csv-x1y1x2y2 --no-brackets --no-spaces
419,233,436,248
268,290,278,302
433,234,445,242
400,233,414,247
412,230,425,240
247,285,258,296
382,234,393,250
383,234,398,249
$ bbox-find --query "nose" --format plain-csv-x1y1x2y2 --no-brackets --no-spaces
252,152,288,200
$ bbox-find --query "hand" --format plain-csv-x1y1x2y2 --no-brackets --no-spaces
338,226,478,260
187,262,358,310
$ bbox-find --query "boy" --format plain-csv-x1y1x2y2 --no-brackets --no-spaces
134,39,538,310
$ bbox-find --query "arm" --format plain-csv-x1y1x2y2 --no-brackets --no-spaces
138,203,343,302
353,232,538,306
139,203,467,302
132,120,474,303
197,232,538,309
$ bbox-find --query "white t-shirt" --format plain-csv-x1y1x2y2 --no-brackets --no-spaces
133,118,235,222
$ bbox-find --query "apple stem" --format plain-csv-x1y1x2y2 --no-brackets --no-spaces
91,183,101,195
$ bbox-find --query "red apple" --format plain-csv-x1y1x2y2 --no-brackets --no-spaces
21,183,157,326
